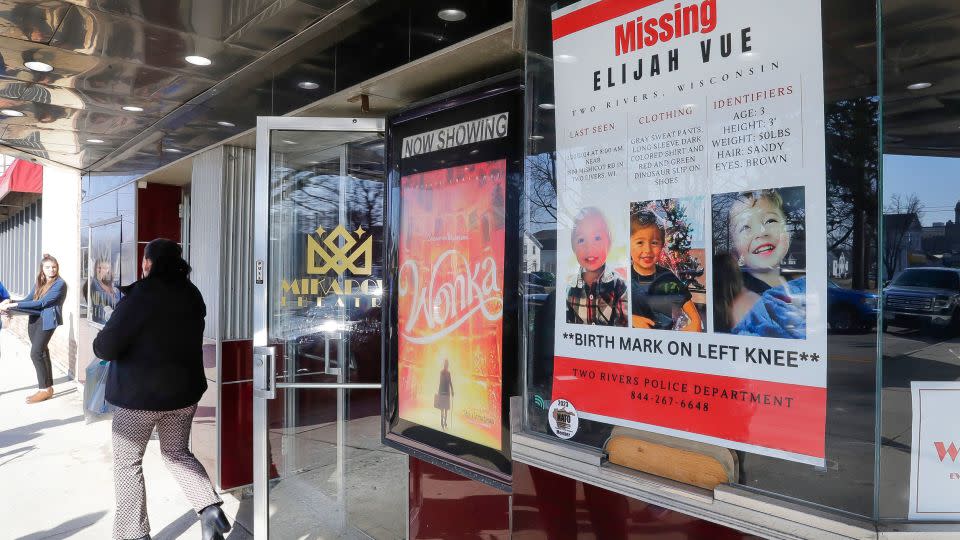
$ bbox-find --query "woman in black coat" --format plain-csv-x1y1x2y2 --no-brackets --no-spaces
93,239,231,540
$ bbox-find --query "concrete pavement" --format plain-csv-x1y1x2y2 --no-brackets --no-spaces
0,329,252,540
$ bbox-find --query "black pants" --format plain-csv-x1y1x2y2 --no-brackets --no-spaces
27,318,55,389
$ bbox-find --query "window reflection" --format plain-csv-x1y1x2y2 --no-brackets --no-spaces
881,155,960,518
267,131,385,385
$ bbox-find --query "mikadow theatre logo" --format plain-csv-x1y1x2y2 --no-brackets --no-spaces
280,224,382,308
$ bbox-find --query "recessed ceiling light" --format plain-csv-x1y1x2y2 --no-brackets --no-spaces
24,61,53,72
554,54,577,64
185,55,212,66
122,105,144,112
1,109,24,117
538,103,555,110
86,138,104,143
164,148,183,154
530,135,544,140
282,140,298,145
298,81,320,90
437,9,467,22
907,82,932,91
217,121,235,127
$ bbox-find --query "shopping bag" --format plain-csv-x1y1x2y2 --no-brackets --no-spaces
83,359,114,423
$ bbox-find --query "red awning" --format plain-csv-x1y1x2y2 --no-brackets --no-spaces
0,159,43,201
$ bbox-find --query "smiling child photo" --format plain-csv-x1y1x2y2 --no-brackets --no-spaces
711,187,806,338
629,198,707,332
565,206,629,327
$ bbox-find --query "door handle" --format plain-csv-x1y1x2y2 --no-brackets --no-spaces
253,345,277,399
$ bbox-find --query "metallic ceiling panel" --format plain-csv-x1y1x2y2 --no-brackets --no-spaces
223,0,339,51
0,76,183,114
0,0,516,171
0,123,129,157
0,100,158,136
0,78,84,109
0,35,214,101
92,0,227,40
50,6,261,77
224,0,276,36
0,0,72,43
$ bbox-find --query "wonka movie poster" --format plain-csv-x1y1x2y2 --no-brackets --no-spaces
397,159,507,450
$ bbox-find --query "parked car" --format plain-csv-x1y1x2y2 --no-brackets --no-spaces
882,267,960,334
828,281,878,332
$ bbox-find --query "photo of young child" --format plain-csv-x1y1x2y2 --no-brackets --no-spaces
711,187,806,338
629,199,706,332
565,207,628,326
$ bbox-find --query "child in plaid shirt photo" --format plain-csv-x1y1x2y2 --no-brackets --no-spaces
565,207,628,326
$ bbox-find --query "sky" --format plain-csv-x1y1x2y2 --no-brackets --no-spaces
883,154,960,226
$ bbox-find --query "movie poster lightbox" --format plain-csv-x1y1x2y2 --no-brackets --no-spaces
382,75,523,489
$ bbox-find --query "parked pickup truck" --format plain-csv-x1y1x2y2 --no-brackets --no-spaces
882,267,960,334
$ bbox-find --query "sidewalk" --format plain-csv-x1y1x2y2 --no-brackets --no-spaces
0,330,253,540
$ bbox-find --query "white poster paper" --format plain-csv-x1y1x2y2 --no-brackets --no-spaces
549,0,827,464
909,381,960,520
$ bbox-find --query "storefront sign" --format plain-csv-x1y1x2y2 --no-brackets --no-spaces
401,113,510,158
550,0,827,464
909,382,960,520
279,225,382,308
397,160,507,450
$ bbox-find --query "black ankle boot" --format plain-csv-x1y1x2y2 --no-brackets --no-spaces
199,504,231,540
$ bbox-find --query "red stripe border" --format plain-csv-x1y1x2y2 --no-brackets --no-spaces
552,0,666,41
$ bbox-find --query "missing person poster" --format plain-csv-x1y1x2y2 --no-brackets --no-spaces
550,0,827,464
397,160,507,451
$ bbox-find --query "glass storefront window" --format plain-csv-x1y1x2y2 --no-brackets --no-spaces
879,1,960,521
519,0,886,527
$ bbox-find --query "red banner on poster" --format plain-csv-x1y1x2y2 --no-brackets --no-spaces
552,356,826,459
397,160,507,450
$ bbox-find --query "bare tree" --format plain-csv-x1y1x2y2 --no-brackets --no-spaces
526,153,557,225
882,193,924,278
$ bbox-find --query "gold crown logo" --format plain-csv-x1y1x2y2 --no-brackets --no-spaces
307,224,372,276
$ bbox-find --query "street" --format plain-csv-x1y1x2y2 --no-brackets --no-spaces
0,330,253,540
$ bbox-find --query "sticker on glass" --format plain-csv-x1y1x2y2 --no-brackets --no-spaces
549,399,579,440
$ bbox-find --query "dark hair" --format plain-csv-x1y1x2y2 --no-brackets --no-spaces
144,238,191,281
34,254,60,300
630,209,665,241
713,252,744,332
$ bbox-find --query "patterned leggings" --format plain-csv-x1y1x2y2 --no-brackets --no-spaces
112,404,222,539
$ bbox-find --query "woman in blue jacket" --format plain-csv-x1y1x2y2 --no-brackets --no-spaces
0,254,67,403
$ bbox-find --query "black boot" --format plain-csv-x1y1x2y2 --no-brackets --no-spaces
199,504,231,540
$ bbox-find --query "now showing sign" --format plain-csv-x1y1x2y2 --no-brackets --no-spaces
910,381,960,520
